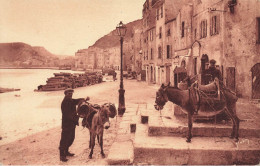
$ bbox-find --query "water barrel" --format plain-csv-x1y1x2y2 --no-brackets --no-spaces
77,101,91,116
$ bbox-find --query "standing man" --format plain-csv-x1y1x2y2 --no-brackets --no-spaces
59,88,88,162
204,59,222,83
113,71,117,81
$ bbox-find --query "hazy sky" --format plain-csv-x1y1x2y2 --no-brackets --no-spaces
0,0,145,56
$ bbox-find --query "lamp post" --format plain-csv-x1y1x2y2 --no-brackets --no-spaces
116,21,127,116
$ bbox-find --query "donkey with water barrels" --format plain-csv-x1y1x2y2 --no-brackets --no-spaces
77,101,117,159
154,78,240,142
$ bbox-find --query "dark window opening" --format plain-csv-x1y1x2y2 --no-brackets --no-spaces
167,29,171,36
194,28,197,40
159,27,162,39
158,46,162,59
167,45,171,59
181,22,185,37
151,48,153,60
156,9,159,20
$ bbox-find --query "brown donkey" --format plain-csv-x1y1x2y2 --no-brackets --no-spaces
154,82,240,143
77,102,117,159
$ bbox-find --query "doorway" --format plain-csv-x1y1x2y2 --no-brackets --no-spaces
226,67,236,92
251,63,260,99
166,66,170,84
201,54,209,85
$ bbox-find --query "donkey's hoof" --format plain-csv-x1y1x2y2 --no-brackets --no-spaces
235,138,239,142
229,134,235,139
186,139,191,143
88,155,92,159
101,153,106,158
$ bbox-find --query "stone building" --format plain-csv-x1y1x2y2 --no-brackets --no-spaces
132,28,143,73
142,0,157,84
75,49,88,70
141,0,190,85
74,20,142,73
141,0,260,99
188,0,260,99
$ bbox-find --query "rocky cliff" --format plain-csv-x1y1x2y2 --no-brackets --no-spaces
91,19,142,49
0,42,60,67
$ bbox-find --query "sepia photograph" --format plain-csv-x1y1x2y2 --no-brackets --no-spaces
0,0,260,165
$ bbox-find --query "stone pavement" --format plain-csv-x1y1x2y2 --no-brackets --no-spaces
107,83,260,165
106,104,139,165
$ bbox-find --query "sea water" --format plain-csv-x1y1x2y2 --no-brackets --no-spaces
0,69,84,145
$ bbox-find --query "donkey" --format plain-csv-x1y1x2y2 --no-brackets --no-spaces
77,101,117,159
154,81,240,142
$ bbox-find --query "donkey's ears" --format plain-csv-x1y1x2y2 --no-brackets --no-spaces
167,82,171,87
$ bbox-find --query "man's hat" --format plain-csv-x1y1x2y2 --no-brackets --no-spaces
64,88,74,94
209,59,216,65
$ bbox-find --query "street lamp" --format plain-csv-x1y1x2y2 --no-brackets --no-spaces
116,21,127,116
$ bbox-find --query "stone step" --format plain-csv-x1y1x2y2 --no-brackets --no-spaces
107,106,138,165
148,109,260,138
134,124,260,165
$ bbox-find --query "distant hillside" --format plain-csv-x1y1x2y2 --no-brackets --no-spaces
32,46,57,58
92,19,142,49
0,42,61,67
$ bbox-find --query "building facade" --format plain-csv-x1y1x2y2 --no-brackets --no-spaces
141,0,260,99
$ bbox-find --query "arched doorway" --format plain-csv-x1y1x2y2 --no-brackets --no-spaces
251,63,260,99
191,40,201,76
181,60,186,68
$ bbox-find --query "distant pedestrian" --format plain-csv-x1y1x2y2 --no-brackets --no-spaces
113,71,117,81
59,88,89,162
204,59,222,84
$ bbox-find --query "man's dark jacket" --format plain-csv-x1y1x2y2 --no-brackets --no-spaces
61,97,83,128
205,66,222,81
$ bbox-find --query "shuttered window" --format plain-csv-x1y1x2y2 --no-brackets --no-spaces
167,45,171,59
200,20,207,38
151,48,153,60
156,9,159,20
210,15,220,36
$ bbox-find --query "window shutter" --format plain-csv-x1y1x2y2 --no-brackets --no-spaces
205,20,207,37
217,15,220,34
170,45,172,59
210,16,212,36
200,21,202,38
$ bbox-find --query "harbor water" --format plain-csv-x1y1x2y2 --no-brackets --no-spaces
0,69,84,145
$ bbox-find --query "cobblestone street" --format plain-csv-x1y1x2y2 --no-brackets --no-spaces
0,79,259,165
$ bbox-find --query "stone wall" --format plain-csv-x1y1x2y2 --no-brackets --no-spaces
223,0,260,98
